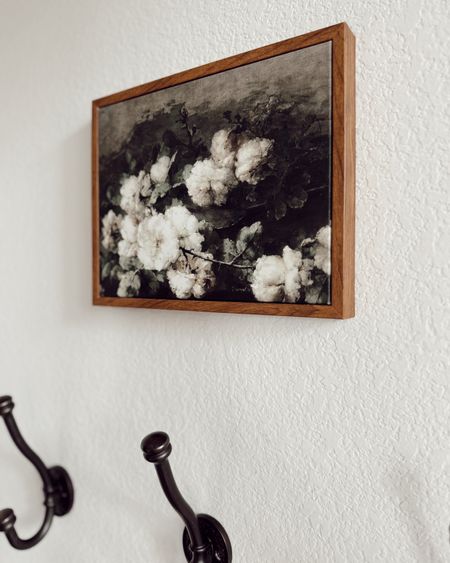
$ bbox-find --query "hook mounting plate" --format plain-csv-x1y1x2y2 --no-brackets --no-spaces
49,466,74,517
182,514,232,563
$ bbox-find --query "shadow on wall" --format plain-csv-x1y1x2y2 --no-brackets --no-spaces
59,125,92,324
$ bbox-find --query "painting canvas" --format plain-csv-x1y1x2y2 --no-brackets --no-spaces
93,23,355,318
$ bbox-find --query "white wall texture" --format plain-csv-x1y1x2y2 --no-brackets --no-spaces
0,1,448,561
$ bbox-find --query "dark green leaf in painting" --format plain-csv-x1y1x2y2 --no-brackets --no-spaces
222,238,237,262
141,270,161,295
274,199,287,220
162,129,179,149
236,221,263,253
149,145,161,167
148,182,171,205
125,148,136,172
106,185,121,206
195,207,245,230
148,275,160,295
171,166,188,187
101,262,112,280
110,264,122,280
287,189,308,209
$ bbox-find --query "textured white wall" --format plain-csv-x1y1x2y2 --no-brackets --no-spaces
0,1,448,561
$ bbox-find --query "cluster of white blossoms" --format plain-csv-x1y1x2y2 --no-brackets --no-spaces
251,226,332,303
119,155,174,219
149,155,173,184
167,253,215,299
106,151,205,270
117,214,139,259
184,159,237,207
185,129,273,207
101,157,212,297
119,170,151,218
117,271,140,298
101,128,331,303
235,137,273,184
251,246,302,303
164,206,204,252
136,214,180,271
313,225,331,275
101,210,122,252
135,205,205,272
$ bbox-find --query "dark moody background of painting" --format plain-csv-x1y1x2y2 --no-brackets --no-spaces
98,41,332,302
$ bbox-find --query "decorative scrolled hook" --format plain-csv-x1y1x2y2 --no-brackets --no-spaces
141,432,232,563
0,395,74,550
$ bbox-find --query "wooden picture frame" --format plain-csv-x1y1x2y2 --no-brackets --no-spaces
92,22,355,318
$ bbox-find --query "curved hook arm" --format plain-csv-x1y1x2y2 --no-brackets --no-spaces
0,395,74,550
0,507,54,550
141,432,232,563
141,432,210,561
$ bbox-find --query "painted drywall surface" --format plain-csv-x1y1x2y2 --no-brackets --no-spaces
0,0,448,561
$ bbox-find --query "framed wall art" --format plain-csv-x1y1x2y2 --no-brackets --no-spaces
92,22,355,318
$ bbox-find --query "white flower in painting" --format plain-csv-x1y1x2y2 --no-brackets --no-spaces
101,210,122,252
117,214,139,258
314,246,331,275
150,155,173,185
189,255,215,298
316,225,331,249
185,158,237,207
251,255,285,302
167,267,196,299
210,129,236,168
299,258,315,287
167,253,215,299
235,137,273,185
117,271,141,298
251,245,302,303
164,205,204,252
120,171,151,217
121,214,139,241
137,214,180,271
282,246,302,303
313,225,331,275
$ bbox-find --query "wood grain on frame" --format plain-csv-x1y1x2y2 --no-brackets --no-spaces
92,22,355,318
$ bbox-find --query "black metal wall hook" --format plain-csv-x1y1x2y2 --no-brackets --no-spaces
0,395,74,550
141,432,232,563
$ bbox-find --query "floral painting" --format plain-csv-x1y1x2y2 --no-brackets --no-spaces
98,41,332,305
